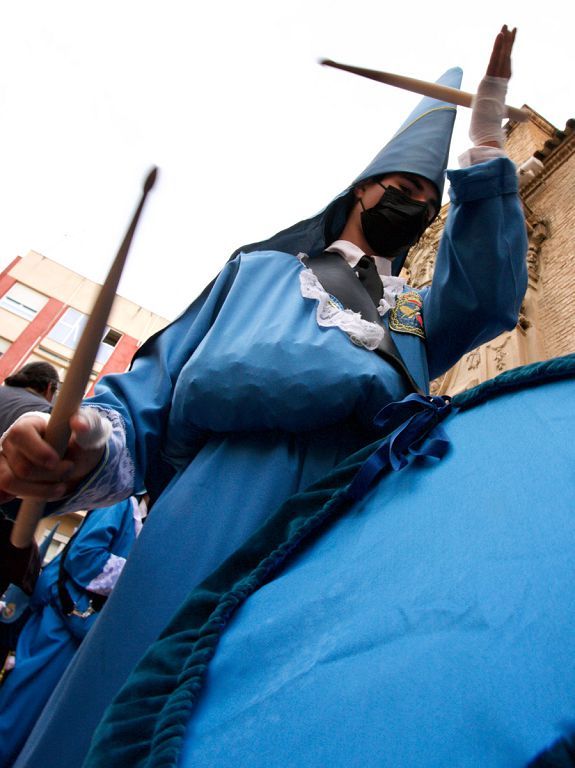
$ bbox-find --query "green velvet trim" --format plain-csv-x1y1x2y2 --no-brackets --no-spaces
453,353,575,411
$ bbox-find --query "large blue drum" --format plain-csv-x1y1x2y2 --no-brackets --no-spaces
86,355,575,768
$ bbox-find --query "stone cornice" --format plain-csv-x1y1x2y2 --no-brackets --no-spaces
521,134,575,200
521,130,575,199
506,105,557,139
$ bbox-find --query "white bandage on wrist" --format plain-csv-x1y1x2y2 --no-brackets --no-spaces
469,75,509,148
74,407,113,451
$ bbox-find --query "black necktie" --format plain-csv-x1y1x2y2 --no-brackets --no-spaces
355,255,383,306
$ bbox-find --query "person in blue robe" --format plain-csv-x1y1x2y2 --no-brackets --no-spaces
0,524,60,674
0,26,528,768
0,497,142,767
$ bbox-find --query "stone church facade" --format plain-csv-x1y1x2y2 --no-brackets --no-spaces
403,107,575,395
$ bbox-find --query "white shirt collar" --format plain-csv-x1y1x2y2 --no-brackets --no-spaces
325,239,393,279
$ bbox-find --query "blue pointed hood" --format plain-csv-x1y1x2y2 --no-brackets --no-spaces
234,67,462,275
354,67,462,199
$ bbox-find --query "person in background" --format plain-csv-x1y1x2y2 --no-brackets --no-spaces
0,495,146,767
0,362,60,595
0,361,59,438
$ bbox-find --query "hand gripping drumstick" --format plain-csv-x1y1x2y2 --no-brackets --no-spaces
10,167,158,550
320,59,528,122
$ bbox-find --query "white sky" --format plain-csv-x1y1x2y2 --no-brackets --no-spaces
0,1,571,320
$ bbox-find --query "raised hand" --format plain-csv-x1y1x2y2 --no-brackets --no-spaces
469,25,517,148
486,25,516,79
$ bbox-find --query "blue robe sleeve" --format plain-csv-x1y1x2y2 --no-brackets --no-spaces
55,260,241,513
424,157,528,381
63,501,135,589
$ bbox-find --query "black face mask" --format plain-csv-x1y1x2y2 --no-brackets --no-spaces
360,184,430,259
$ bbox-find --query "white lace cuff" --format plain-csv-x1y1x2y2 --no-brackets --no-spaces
86,553,127,595
299,268,384,350
54,406,135,515
458,145,508,168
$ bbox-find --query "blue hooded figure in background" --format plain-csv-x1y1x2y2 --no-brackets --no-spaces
0,523,59,672
0,498,142,767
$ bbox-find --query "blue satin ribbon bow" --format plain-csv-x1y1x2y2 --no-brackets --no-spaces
346,393,452,501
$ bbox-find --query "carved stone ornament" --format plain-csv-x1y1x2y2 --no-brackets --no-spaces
517,300,531,333
402,210,446,289
429,376,444,396
465,349,481,371
525,218,548,288
487,334,512,372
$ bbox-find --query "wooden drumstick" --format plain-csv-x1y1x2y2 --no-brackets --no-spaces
10,167,158,549
320,59,528,122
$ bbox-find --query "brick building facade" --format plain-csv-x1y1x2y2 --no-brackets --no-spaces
0,250,169,551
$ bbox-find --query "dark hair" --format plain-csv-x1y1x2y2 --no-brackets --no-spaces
4,361,60,394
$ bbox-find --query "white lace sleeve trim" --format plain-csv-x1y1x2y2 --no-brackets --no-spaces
299,268,384,351
132,495,147,536
85,553,127,595
54,406,135,515
458,145,507,168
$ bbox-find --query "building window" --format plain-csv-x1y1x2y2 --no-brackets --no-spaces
37,346,71,365
0,338,10,356
99,328,122,364
0,284,48,320
48,308,122,365
48,307,86,348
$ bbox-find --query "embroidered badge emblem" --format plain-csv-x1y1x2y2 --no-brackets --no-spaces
389,290,425,339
